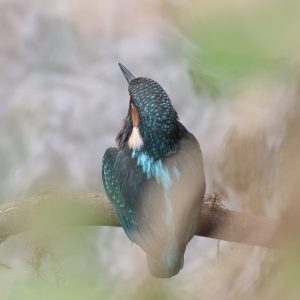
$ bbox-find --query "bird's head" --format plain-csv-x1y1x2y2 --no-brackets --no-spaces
116,63,180,160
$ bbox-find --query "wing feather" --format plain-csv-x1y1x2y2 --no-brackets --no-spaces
102,147,153,251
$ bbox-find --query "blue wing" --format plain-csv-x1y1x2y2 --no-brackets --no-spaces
102,147,150,249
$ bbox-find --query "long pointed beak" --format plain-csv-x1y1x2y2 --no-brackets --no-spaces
118,63,135,84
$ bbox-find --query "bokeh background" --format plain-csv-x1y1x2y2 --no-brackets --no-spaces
0,0,300,299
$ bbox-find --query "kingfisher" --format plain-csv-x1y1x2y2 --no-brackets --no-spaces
102,63,205,278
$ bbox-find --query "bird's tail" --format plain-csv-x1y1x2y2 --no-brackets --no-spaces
146,246,185,278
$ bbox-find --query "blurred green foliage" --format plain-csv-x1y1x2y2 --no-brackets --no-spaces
7,276,103,300
0,227,175,300
280,242,300,299
177,0,300,95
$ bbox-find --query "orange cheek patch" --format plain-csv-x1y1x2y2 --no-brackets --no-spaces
131,104,140,127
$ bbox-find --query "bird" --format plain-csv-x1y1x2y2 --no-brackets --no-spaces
102,63,205,278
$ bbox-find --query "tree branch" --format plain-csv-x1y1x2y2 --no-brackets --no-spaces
0,192,282,248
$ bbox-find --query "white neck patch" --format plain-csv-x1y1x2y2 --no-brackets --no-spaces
128,126,144,150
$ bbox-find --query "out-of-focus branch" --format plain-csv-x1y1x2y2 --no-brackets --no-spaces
0,192,282,248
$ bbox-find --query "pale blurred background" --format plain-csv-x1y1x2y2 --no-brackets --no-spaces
0,0,300,299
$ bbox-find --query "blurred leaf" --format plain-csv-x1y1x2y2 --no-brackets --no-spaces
176,0,300,95
0,262,12,269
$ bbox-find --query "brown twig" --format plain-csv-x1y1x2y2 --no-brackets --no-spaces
0,192,283,248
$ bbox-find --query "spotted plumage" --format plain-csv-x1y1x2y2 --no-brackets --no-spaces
102,63,205,277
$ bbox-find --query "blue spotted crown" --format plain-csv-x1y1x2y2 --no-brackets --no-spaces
128,77,179,160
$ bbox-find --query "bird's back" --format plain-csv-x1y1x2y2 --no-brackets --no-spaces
137,124,205,277
102,123,205,277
